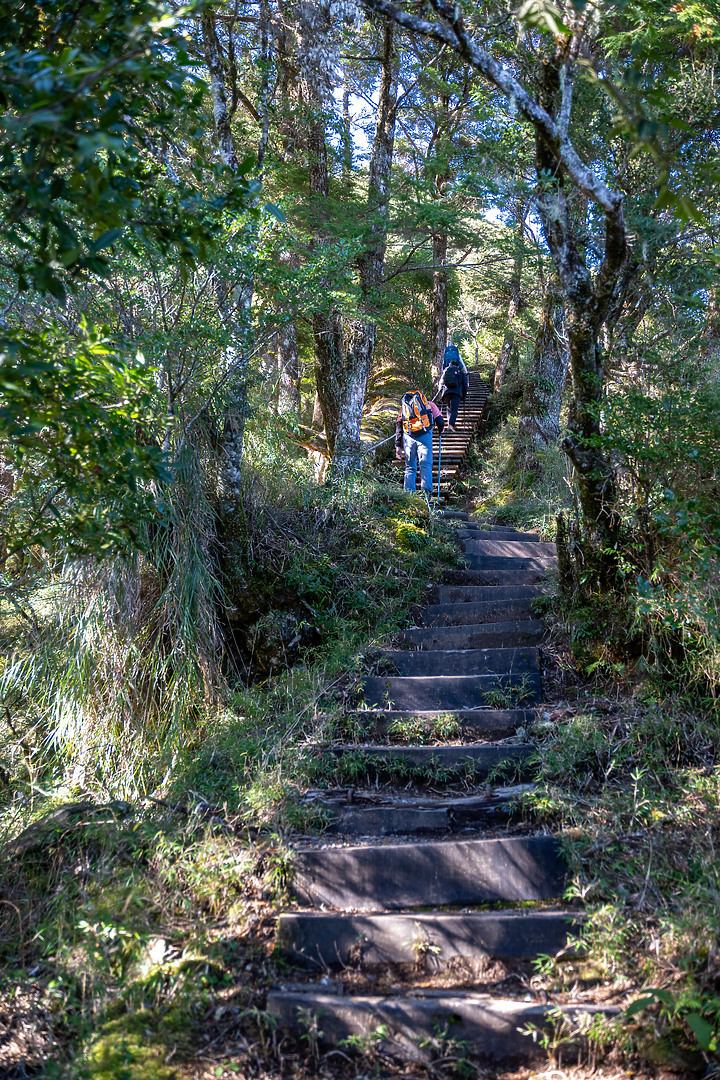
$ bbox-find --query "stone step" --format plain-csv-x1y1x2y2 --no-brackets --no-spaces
461,540,557,558
267,991,614,1065
378,646,539,677
344,708,535,739
442,568,554,586
329,742,534,776
403,619,545,650
311,785,533,836
462,555,558,571
293,833,565,909
277,908,579,969
361,672,541,709
431,584,546,604
418,598,538,626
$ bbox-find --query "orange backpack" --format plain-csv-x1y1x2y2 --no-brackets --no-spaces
401,391,433,436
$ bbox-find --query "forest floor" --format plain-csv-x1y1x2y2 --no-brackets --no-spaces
1,420,718,1080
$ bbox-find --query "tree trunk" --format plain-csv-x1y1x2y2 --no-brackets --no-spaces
310,18,398,474
430,230,448,383
202,5,270,496
533,58,626,554
202,8,246,497
494,204,525,391
278,322,301,415
512,280,568,467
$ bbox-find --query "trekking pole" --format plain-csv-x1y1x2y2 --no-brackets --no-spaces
437,432,442,508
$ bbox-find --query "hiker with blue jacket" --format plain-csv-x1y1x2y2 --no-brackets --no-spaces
438,343,469,431
395,390,445,494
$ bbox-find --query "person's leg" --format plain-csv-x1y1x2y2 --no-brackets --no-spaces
449,396,460,426
417,430,434,492
403,432,418,491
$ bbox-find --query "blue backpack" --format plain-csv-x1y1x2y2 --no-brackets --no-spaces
443,344,461,367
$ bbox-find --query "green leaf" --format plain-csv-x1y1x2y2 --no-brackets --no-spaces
91,228,124,252
685,1013,714,1052
625,996,657,1017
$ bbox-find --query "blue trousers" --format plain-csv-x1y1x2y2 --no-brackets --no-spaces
444,394,462,426
403,429,433,492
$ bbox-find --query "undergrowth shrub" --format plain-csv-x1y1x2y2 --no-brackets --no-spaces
472,411,572,537
528,695,720,1070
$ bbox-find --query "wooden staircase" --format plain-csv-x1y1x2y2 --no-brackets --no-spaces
266,379,614,1070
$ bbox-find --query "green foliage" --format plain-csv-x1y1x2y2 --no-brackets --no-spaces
0,0,255,296
527,696,720,1069
0,324,168,556
0,0,257,559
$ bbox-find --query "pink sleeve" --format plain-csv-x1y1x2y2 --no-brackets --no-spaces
429,401,442,420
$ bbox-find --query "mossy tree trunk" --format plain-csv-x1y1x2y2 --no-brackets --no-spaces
512,278,568,470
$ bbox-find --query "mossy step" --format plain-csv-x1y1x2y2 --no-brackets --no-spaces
343,707,535,739
442,568,554,586
361,671,541,710
266,991,615,1065
378,646,539,677
328,742,534,776
430,584,547,604
457,528,543,541
462,555,558,571
276,908,579,969
292,833,565,909
310,785,533,836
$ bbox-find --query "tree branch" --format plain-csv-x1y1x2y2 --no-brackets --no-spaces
360,0,623,214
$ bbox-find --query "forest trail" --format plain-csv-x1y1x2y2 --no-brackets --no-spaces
266,378,614,1069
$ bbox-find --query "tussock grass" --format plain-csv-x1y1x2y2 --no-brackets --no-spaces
471,413,572,539
0,465,459,1080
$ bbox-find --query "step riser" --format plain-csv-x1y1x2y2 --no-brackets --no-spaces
460,540,557,558
378,646,539,677
418,600,538,626
277,911,578,969
462,556,558,570
321,794,527,836
361,673,541,709
431,584,546,604
329,742,533,776
449,569,553,585
267,993,611,1065
345,708,535,740
293,835,565,909
403,621,544,650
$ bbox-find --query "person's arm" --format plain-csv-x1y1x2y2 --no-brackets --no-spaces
430,401,445,432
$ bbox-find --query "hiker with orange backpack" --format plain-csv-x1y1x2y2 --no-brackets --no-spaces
395,390,445,495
